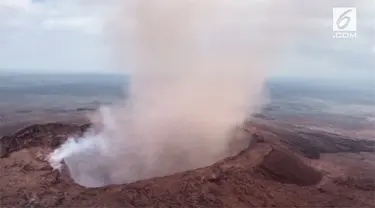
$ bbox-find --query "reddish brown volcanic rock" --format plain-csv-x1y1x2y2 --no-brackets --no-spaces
0,121,374,208
255,148,323,186
0,123,87,158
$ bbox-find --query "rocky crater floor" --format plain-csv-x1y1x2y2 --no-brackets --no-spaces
0,119,374,207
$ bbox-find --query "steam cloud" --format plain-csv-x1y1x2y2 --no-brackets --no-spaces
48,0,309,187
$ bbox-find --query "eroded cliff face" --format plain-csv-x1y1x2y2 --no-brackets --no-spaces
0,123,91,158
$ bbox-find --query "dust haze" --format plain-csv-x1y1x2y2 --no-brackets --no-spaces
49,0,314,187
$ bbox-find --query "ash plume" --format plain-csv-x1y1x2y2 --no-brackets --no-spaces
48,0,311,187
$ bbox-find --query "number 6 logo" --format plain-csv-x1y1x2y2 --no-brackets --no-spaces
332,7,357,32
336,9,352,29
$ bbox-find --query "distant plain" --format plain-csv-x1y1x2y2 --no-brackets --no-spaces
0,73,373,139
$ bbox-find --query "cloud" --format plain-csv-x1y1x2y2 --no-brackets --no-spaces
0,0,32,9
41,17,103,34
0,0,116,34
0,0,373,73
0,0,119,72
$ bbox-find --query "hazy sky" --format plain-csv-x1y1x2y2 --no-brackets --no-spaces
0,0,118,73
0,0,374,79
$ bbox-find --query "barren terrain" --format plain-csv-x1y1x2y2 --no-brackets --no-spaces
1,118,374,207
1,74,374,207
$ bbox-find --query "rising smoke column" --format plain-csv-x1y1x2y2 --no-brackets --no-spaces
49,0,306,188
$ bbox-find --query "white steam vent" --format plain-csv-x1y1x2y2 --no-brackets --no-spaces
48,0,315,188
